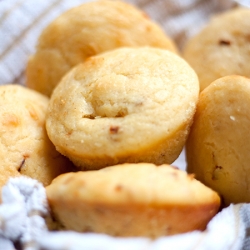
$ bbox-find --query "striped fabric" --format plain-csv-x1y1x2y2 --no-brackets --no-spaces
0,0,234,86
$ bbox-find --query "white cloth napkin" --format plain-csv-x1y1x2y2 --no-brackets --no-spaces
0,0,250,249
0,176,249,250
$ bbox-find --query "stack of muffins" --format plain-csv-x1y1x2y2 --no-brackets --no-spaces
4,0,250,238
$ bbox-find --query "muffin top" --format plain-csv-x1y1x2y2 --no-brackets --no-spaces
46,47,199,163
186,75,250,205
47,163,220,206
183,7,250,91
0,84,74,187
26,0,177,96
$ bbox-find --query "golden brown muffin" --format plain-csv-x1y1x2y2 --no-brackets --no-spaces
46,163,221,237
0,84,75,188
46,47,199,170
183,8,250,91
186,75,250,206
26,0,177,96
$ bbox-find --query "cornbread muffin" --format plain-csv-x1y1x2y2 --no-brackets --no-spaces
186,75,250,206
46,163,221,237
0,84,75,188
46,47,199,170
26,0,177,97
183,8,250,91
